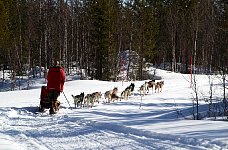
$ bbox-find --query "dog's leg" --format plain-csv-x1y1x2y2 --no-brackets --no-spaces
84,98,87,107
74,100,77,108
90,97,94,108
76,101,79,108
108,95,111,103
108,93,110,103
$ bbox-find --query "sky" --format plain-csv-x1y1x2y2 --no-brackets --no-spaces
0,67,228,150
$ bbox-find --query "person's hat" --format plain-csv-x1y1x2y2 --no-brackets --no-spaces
53,60,59,66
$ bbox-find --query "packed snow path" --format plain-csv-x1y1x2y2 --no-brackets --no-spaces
0,107,226,150
1,69,228,149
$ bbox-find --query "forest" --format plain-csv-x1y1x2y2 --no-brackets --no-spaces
0,0,227,81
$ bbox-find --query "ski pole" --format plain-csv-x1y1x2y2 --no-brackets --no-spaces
62,91,72,109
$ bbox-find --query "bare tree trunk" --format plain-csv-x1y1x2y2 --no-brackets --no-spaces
207,75,214,117
16,0,22,74
193,27,198,74
193,3,199,74
39,0,43,77
58,3,62,62
126,23,133,80
63,15,68,71
193,12,199,119
76,9,79,63
44,2,48,70
28,32,31,68
219,67,227,116
171,31,176,72
192,75,199,120
11,43,18,91
115,2,123,81
167,7,177,72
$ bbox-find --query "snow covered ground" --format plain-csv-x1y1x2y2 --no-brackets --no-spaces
0,68,228,150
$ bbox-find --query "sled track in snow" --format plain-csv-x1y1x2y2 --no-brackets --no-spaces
0,107,227,150
91,121,227,150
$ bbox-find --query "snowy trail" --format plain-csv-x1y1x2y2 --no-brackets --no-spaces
1,107,226,150
1,69,228,149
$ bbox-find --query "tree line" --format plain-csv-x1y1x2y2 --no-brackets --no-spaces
0,0,227,81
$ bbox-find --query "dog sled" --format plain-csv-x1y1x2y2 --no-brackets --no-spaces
39,86,51,112
38,86,60,114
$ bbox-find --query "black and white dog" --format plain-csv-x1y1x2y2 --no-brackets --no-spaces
120,83,135,100
128,83,135,95
121,88,131,100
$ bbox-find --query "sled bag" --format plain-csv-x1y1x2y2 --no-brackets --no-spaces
40,86,48,102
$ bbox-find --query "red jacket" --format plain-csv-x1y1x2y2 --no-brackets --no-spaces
47,66,66,92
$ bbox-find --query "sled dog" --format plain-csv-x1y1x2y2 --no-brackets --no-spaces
155,81,164,93
104,90,112,103
92,92,102,104
84,93,96,107
138,81,149,96
147,80,156,93
126,83,135,96
53,100,61,112
104,87,119,103
121,88,131,100
111,87,119,101
71,92,84,108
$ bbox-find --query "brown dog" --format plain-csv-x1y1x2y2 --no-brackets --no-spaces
53,100,61,112
105,87,119,103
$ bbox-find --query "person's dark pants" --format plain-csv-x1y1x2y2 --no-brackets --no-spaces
48,89,60,114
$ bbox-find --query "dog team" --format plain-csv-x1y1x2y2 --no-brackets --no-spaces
71,80,164,109
71,91,102,108
138,80,164,96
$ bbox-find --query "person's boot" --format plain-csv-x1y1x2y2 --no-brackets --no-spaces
49,107,56,114
39,106,45,112
49,101,56,114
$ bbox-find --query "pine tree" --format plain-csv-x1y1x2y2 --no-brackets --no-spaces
88,0,120,80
